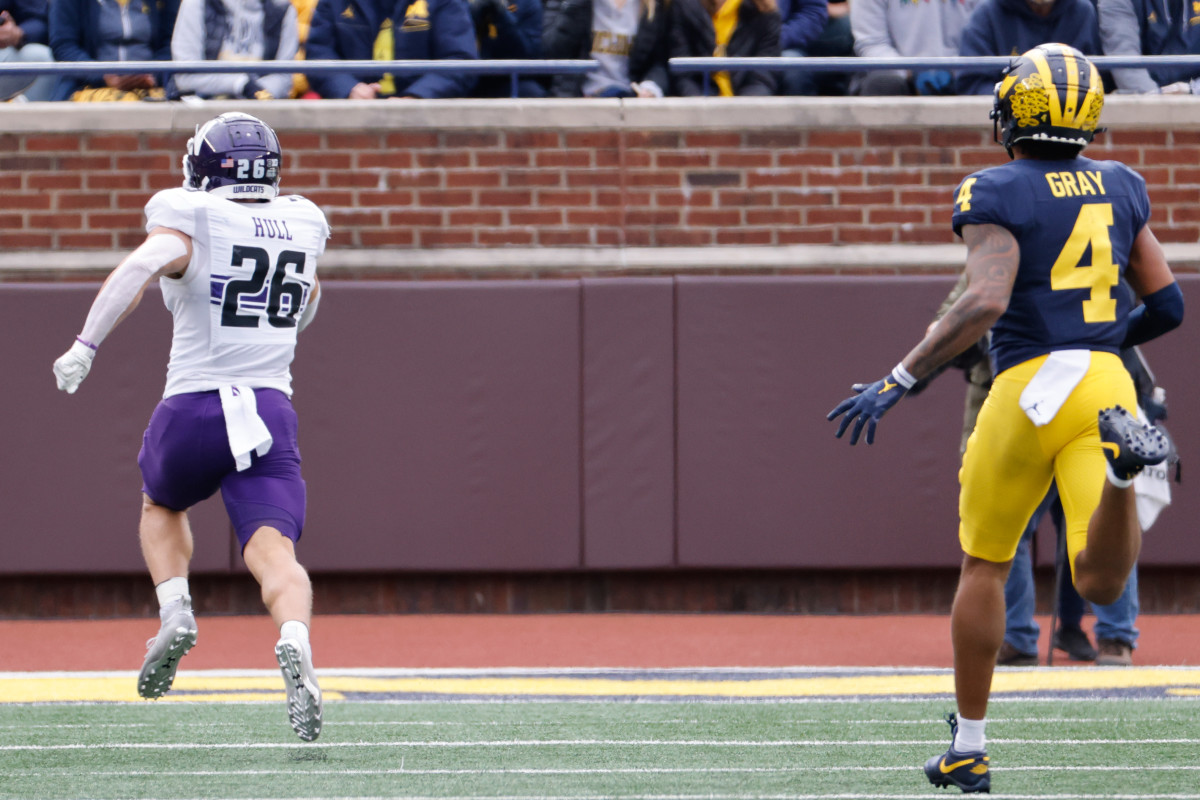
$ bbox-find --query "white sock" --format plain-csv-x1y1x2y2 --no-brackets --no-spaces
1105,462,1137,489
155,577,190,608
280,620,310,647
953,715,987,752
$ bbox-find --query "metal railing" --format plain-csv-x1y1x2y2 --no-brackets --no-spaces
668,55,1200,96
3,54,1200,99
0,58,598,100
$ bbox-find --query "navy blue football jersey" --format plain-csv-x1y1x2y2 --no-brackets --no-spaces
951,156,1151,375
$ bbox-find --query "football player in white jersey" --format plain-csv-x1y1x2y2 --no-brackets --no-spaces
53,112,330,742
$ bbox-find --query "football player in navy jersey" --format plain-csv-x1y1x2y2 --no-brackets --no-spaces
52,113,329,743
828,44,1183,792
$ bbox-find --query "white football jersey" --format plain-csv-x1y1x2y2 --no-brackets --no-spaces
145,187,330,398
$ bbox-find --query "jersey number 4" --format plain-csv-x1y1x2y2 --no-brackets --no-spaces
1050,203,1118,323
221,245,308,329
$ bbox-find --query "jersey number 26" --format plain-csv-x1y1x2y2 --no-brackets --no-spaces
221,245,309,329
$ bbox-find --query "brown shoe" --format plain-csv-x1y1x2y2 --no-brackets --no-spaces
1052,624,1097,661
1095,638,1133,666
997,640,1039,666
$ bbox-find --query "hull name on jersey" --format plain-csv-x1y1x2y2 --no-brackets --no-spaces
1045,171,1106,199
252,217,294,240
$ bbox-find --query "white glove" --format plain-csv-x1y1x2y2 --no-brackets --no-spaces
631,80,664,99
53,339,96,394
1159,81,1193,95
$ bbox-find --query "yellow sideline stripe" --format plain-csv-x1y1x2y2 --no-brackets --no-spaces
2,669,1200,703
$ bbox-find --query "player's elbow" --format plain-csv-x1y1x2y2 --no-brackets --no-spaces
983,297,1008,321
1142,282,1184,335
959,286,1008,327
973,295,1009,329
1122,282,1184,348
1154,283,1185,332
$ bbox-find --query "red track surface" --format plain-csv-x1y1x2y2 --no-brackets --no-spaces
1,614,1198,671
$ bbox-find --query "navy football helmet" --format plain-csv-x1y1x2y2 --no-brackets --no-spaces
991,43,1104,157
183,112,282,200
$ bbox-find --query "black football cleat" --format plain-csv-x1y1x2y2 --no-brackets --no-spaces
924,713,990,793
1098,405,1169,483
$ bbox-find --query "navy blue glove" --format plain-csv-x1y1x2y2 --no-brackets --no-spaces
914,70,953,96
827,373,908,445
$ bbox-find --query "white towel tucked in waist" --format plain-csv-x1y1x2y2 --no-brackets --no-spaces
219,385,273,472
1018,350,1091,427
1134,404,1172,530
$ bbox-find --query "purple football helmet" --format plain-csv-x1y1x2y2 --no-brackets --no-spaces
183,112,282,200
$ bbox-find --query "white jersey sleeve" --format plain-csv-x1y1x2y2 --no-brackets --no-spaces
145,188,204,237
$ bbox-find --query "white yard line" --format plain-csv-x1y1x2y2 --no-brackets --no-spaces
4,737,1200,751
41,794,1200,800
7,765,1200,777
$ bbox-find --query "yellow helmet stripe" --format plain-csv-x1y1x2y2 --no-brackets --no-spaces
1082,61,1104,129
998,71,1019,100
1027,47,1055,125
1028,46,1068,127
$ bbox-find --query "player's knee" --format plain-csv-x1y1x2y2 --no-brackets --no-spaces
245,526,308,572
141,493,183,516
1075,574,1124,606
245,525,295,556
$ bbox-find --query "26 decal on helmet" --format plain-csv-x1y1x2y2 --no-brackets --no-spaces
990,43,1105,158
182,112,282,200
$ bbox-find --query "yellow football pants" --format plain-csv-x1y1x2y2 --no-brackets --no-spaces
958,351,1137,577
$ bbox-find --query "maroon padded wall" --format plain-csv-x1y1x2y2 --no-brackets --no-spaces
1,286,230,574
675,276,967,569
293,282,582,571
581,279,676,568
4,276,1198,575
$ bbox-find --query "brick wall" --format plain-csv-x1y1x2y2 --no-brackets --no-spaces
2,97,1198,276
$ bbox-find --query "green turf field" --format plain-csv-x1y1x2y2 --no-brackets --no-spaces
0,671,1198,800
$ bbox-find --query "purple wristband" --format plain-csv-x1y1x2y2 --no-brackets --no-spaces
75,336,98,351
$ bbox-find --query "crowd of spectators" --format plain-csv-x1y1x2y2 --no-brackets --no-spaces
2,0,1200,101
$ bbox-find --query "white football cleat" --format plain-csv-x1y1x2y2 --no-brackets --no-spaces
275,637,323,742
137,596,197,699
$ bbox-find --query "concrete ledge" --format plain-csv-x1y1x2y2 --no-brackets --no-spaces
0,94,1193,133
3,244,969,277
8,243,1200,278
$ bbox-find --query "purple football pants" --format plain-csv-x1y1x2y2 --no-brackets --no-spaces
138,388,306,551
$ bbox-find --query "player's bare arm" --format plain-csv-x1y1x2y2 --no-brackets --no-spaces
903,223,1017,380
298,278,322,332
1122,224,1184,347
1126,225,1175,297
828,223,1018,446
98,227,194,315
52,228,194,394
